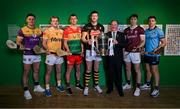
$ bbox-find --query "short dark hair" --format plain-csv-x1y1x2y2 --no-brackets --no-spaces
148,16,156,20
70,14,78,18
110,20,119,25
26,13,36,19
50,16,59,21
90,10,99,16
129,14,138,19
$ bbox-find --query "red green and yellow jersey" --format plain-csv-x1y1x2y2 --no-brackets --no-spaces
43,27,63,53
63,26,82,54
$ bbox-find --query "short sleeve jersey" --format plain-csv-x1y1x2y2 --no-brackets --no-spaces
63,26,82,54
124,26,144,52
17,26,42,55
82,23,104,50
145,26,165,54
43,27,63,53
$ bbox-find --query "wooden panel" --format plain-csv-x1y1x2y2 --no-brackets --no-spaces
0,86,179,108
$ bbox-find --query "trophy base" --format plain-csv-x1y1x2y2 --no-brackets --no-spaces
100,48,108,56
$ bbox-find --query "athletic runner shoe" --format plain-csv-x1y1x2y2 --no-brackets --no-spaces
76,84,84,91
66,87,73,95
34,85,45,92
151,89,159,97
94,85,103,94
45,89,52,97
83,87,89,96
24,90,32,100
140,84,151,90
134,87,141,97
56,85,65,92
123,83,131,90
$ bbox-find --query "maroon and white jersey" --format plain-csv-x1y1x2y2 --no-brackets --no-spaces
124,26,144,52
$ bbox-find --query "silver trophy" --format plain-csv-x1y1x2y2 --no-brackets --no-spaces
97,32,108,56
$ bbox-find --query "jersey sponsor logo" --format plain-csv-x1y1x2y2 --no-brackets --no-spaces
127,35,138,38
126,29,139,39
72,34,81,38
30,37,39,42
91,30,100,36
67,33,81,40
50,37,62,42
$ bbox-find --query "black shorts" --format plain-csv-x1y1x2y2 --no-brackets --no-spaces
144,55,160,65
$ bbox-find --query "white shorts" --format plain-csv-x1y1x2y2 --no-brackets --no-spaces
23,55,41,64
45,54,64,65
86,50,102,62
123,51,141,64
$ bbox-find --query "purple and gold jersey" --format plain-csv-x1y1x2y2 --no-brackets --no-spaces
124,26,144,52
17,26,42,55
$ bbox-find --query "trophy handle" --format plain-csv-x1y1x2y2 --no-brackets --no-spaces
95,36,98,50
91,35,94,56
91,33,100,55
108,38,114,56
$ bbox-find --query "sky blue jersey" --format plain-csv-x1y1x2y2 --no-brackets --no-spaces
145,26,165,56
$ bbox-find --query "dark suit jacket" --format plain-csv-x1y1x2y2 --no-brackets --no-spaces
106,31,126,57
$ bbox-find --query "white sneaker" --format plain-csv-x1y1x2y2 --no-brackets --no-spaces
134,87,141,97
94,85,103,94
123,83,131,90
140,84,151,90
34,85,45,92
83,87,89,96
24,90,32,100
151,89,159,97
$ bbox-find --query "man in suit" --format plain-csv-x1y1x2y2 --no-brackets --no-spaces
106,20,126,96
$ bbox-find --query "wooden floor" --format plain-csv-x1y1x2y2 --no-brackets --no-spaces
0,86,180,108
